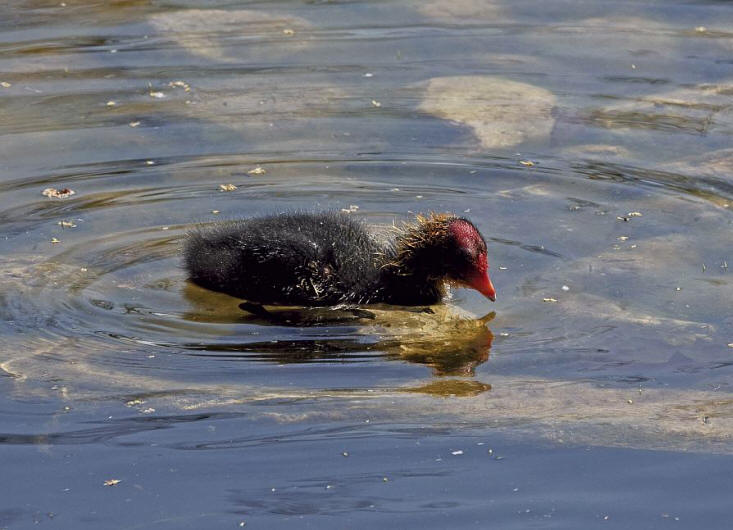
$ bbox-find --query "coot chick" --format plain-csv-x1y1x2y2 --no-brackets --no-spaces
184,212,496,306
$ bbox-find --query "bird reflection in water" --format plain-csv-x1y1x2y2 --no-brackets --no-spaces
183,282,494,380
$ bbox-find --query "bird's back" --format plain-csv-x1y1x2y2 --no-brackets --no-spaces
184,212,384,305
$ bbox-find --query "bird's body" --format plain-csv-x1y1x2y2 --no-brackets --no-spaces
184,212,495,306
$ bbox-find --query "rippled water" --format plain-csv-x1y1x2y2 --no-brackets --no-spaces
1,1,732,528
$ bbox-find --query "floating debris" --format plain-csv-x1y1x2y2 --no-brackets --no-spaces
282,28,295,36
371,99,382,108
50,238,61,244
141,408,155,414
341,205,359,213
211,210,220,214
498,266,507,270
219,183,237,192
0,81,11,88
695,26,707,33
364,72,374,78
42,187,75,199
519,160,535,167
617,212,642,222
106,100,116,107
617,236,629,241
149,91,165,99
451,450,464,455
342,451,349,457
561,285,570,291
103,479,121,487
58,220,76,228
543,297,558,303
247,166,266,175
145,160,155,166
168,80,191,91
125,399,145,407
128,121,141,127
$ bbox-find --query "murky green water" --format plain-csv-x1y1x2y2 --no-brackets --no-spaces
1,0,732,528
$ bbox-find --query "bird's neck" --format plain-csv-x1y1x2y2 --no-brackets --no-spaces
375,221,450,305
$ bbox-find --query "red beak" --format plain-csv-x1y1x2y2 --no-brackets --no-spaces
466,271,496,302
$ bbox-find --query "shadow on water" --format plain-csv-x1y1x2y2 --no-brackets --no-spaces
182,282,495,378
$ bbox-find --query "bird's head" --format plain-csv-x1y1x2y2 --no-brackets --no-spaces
443,217,496,302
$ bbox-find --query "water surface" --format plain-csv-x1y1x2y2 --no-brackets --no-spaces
1,0,732,528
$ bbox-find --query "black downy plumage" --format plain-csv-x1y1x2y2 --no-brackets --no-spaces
184,212,496,306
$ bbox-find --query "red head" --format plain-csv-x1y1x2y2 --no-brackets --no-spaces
446,218,496,302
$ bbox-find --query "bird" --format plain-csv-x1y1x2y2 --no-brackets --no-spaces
183,211,496,307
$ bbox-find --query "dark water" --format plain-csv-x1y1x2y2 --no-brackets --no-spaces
1,0,732,528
